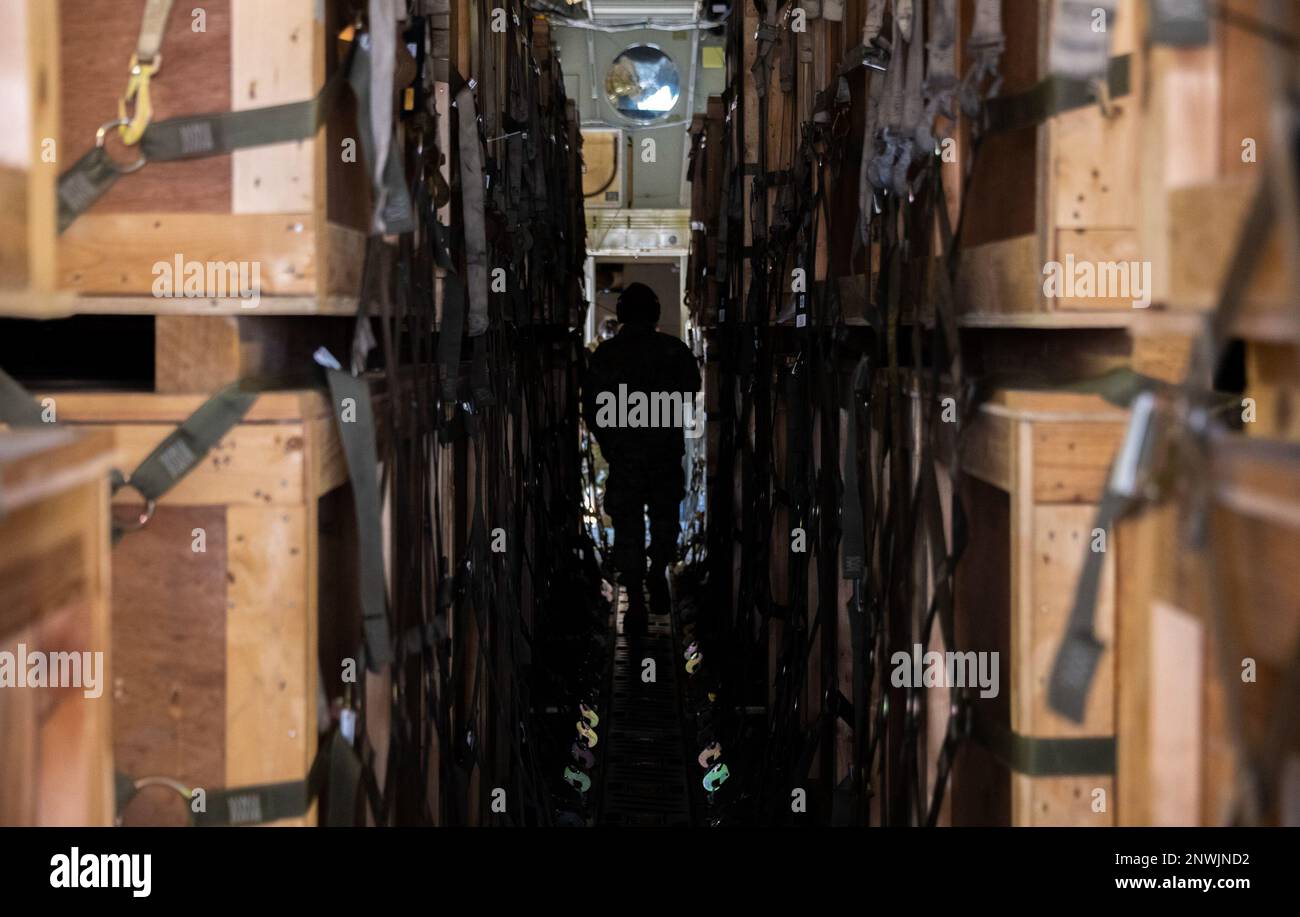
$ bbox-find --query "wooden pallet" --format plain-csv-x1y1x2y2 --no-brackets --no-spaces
0,427,116,826
0,0,369,316
49,390,361,825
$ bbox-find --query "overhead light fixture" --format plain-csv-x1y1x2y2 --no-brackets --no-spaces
586,1,700,20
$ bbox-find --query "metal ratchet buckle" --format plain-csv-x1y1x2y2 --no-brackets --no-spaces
112,476,157,533
95,119,149,175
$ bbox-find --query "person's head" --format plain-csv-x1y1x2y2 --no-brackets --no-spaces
616,282,661,326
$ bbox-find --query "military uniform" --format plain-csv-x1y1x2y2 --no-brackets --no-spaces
583,321,701,613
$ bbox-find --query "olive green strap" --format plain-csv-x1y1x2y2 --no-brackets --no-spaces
972,709,1116,776
0,366,45,428
115,730,360,826
983,54,1130,134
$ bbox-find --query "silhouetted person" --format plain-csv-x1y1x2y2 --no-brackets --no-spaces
583,283,701,637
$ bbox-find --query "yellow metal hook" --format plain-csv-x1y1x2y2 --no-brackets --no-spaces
118,54,161,146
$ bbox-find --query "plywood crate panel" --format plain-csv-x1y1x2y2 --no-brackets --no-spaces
1,0,370,317
0,428,115,826
51,390,362,825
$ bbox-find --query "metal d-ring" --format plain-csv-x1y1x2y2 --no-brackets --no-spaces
115,775,194,827
111,475,157,533
95,118,148,174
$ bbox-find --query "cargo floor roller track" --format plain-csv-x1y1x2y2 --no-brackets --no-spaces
596,596,693,827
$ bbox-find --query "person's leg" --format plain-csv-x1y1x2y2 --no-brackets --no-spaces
604,465,649,630
645,462,686,615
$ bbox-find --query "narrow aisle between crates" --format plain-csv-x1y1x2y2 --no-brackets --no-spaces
0,0,1297,847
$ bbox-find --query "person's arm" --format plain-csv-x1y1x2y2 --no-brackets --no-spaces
677,340,702,396
582,345,615,457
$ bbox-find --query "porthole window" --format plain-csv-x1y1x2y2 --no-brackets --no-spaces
604,45,681,123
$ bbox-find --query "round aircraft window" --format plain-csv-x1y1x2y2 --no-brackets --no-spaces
605,46,681,123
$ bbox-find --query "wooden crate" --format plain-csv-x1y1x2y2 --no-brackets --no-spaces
1117,438,1300,825
0,0,71,314
51,390,361,825
0,0,369,316
945,385,1128,825
953,0,1143,325
1137,0,1297,316
0,427,115,826
1130,0,1299,437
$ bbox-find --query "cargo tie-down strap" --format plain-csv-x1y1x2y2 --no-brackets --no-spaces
114,729,363,827
0,369,264,539
108,381,266,541
1047,389,1160,723
453,75,490,338
58,65,349,232
0,366,46,428
58,20,412,234
981,54,1130,135
969,708,1116,777
0,363,394,671
317,354,395,672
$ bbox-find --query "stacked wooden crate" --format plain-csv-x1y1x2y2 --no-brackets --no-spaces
949,386,1126,826
0,428,116,825
937,0,1300,826
55,391,361,827
952,0,1145,325
0,0,380,826
1115,0,1300,826
2,0,367,316
0,0,67,314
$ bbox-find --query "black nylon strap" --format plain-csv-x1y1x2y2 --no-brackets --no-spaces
323,727,364,826
115,729,358,826
1048,385,1162,721
983,54,1131,134
57,147,123,233
438,274,467,404
1047,489,1125,723
194,776,320,827
324,369,394,672
0,366,46,427
141,77,346,162
972,709,1116,776
58,44,360,232
123,384,260,505
841,358,870,579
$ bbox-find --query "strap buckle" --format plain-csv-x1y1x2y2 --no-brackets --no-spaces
118,54,162,147
1108,390,1159,499
1090,74,1117,120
